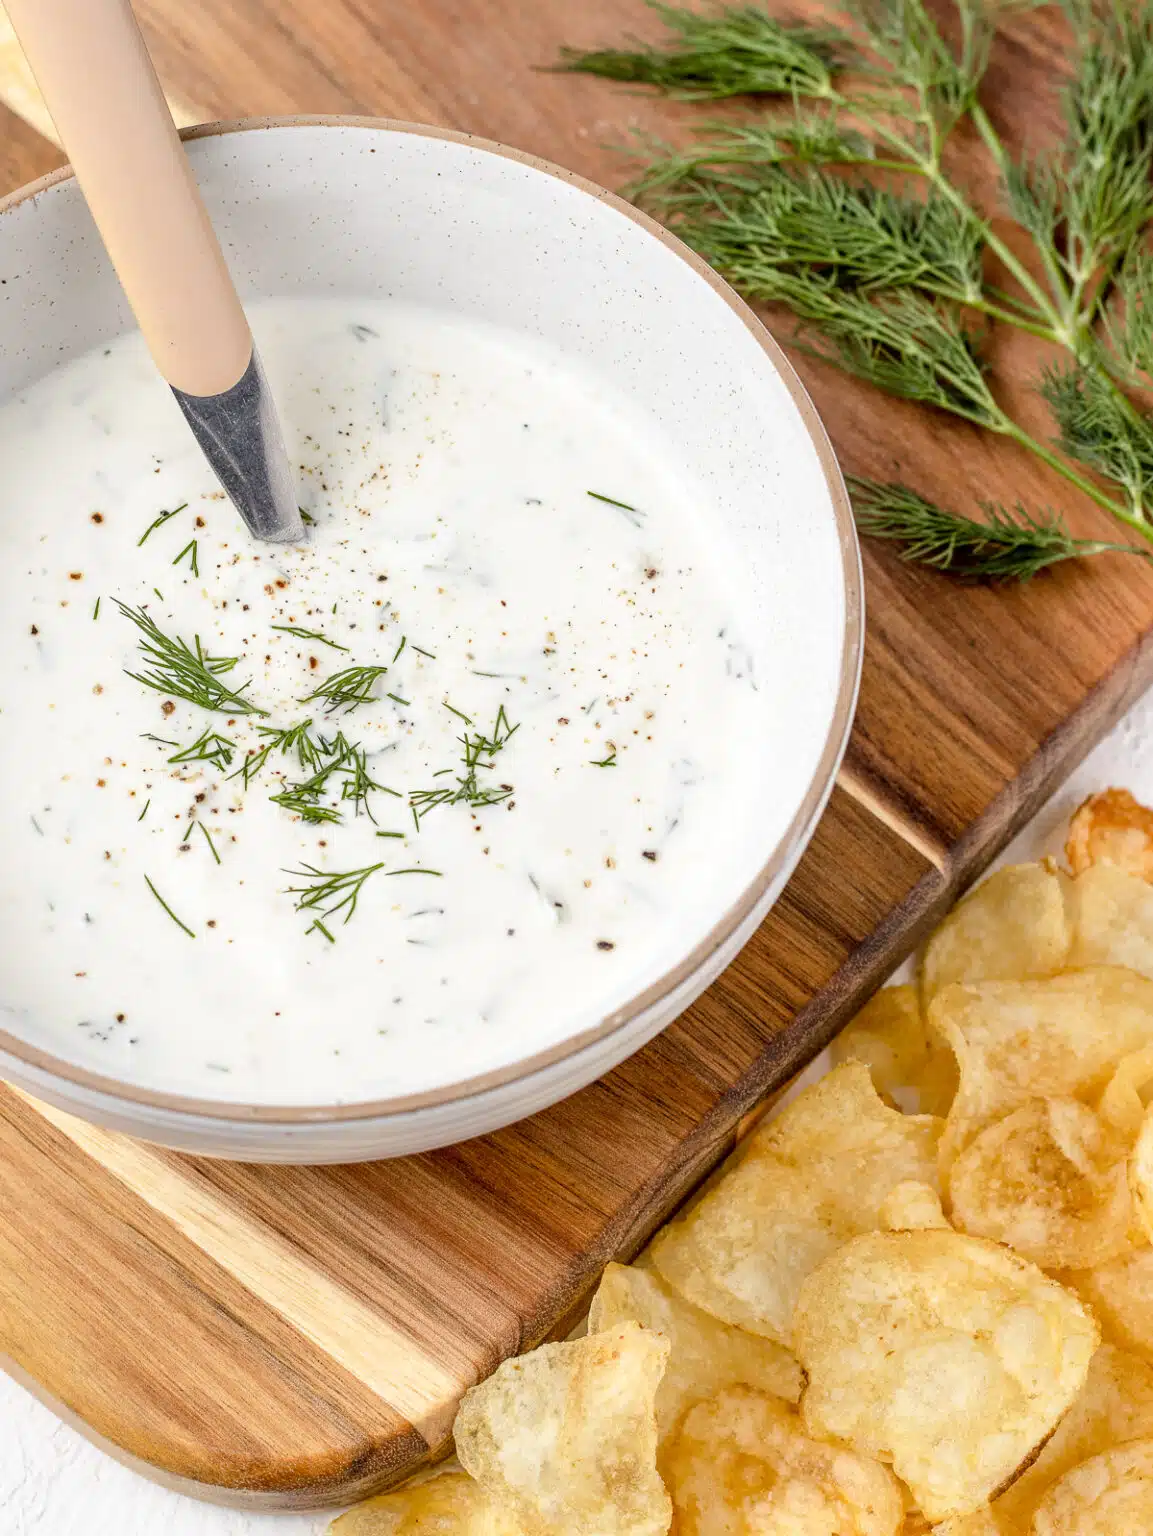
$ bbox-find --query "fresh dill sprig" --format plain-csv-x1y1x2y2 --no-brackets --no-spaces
283,861,385,926
271,623,349,652
557,2,841,99
144,873,196,938
1041,360,1153,516
411,644,437,659
173,539,199,577
590,748,618,767
849,478,1140,579
300,663,389,713
138,503,187,547
587,490,646,527
197,821,221,864
115,601,267,716
410,706,519,825
137,798,150,822
92,597,101,621
230,718,324,787
167,727,236,771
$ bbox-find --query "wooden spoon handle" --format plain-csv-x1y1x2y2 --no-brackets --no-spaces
5,0,252,396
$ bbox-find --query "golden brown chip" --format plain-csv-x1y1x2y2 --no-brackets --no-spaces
994,1344,1153,1529
1031,1438,1153,1534
832,986,959,1117
1096,1048,1153,1141
1065,1248,1153,1361
1130,1106,1153,1247
793,1229,1099,1523
930,968,1153,1173
667,1385,903,1536
929,1512,1010,1536
1066,862,1153,980
330,1471,519,1534
649,1063,941,1344
588,1262,802,1443
453,1322,670,1536
1067,789,1153,879
948,1098,1133,1270
921,865,1070,1007
879,1181,950,1232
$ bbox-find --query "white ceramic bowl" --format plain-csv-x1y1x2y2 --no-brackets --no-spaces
0,118,861,1162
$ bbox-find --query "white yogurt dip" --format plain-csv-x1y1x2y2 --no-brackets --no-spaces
0,297,770,1104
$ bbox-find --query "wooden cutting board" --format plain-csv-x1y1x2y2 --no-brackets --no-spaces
2,0,1153,1512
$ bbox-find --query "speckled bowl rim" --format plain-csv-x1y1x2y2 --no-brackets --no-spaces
0,114,863,1124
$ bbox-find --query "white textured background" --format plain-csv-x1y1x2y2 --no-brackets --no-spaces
6,688,1153,1535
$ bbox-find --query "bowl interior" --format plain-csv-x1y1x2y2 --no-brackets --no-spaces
0,120,856,1121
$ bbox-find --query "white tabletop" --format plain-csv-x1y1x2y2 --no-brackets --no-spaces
6,686,1153,1536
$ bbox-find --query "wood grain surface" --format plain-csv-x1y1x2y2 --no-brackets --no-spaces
2,0,1153,1510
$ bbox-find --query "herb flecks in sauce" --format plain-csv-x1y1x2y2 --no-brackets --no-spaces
301,663,390,714
271,623,349,652
116,602,267,717
409,705,519,826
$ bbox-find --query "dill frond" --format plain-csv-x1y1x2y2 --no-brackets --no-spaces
849,478,1137,578
409,706,519,826
300,664,389,714
116,602,267,717
166,728,236,771
283,862,385,926
1041,361,1153,514
557,2,842,99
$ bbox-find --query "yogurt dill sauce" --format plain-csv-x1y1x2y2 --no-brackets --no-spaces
0,297,769,1104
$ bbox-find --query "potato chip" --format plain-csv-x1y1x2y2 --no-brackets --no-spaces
878,1181,950,1232
994,1344,1153,1528
948,1098,1133,1270
1032,1438,1153,1534
649,1063,941,1344
921,865,1070,1007
588,1262,802,1443
667,1385,903,1536
1129,1106,1153,1247
930,1512,1010,1536
330,1471,519,1535
453,1322,670,1536
1066,862,1153,981
832,986,959,1117
793,1229,1099,1522
930,968,1153,1173
1067,788,1153,879
1065,1247,1153,1361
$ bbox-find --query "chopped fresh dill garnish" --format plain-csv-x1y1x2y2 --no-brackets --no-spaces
173,539,199,577
229,718,323,787
300,663,389,713
137,798,150,821
197,821,221,864
375,830,406,838
442,700,474,725
283,861,385,925
411,644,436,659
269,787,343,824
587,490,646,527
115,601,267,716
30,815,43,836
300,508,315,526
92,597,101,621
387,867,444,877
137,503,187,547
144,873,196,938
167,727,236,771
152,588,164,601
338,739,387,820
271,623,349,652
308,918,335,942
387,692,411,706
393,635,407,662
590,747,618,767
410,705,519,825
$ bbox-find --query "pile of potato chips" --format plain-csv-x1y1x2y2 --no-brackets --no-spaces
334,788,1153,1534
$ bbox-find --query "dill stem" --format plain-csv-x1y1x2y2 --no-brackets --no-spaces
1000,419,1151,537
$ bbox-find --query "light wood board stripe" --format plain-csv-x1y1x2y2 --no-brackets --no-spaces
14,1089,469,1444
836,762,950,872
0,3,202,147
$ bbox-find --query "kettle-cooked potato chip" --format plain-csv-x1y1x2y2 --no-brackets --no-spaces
588,1262,802,1443
930,1512,1010,1535
330,1471,519,1534
994,1344,1153,1529
1095,1048,1153,1141
930,968,1153,1174
1128,1105,1153,1246
453,1322,670,1536
878,1181,950,1232
1067,789,1153,879
649,1063,941,1344
1066,862,1153,981
667,1385,903,1536
1064,1248,1153,1361
832,986,959,1117
793,1229,1098,1523
1032,1438,1153,1534
948,1098,1134,1270
921,865,1070,1007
